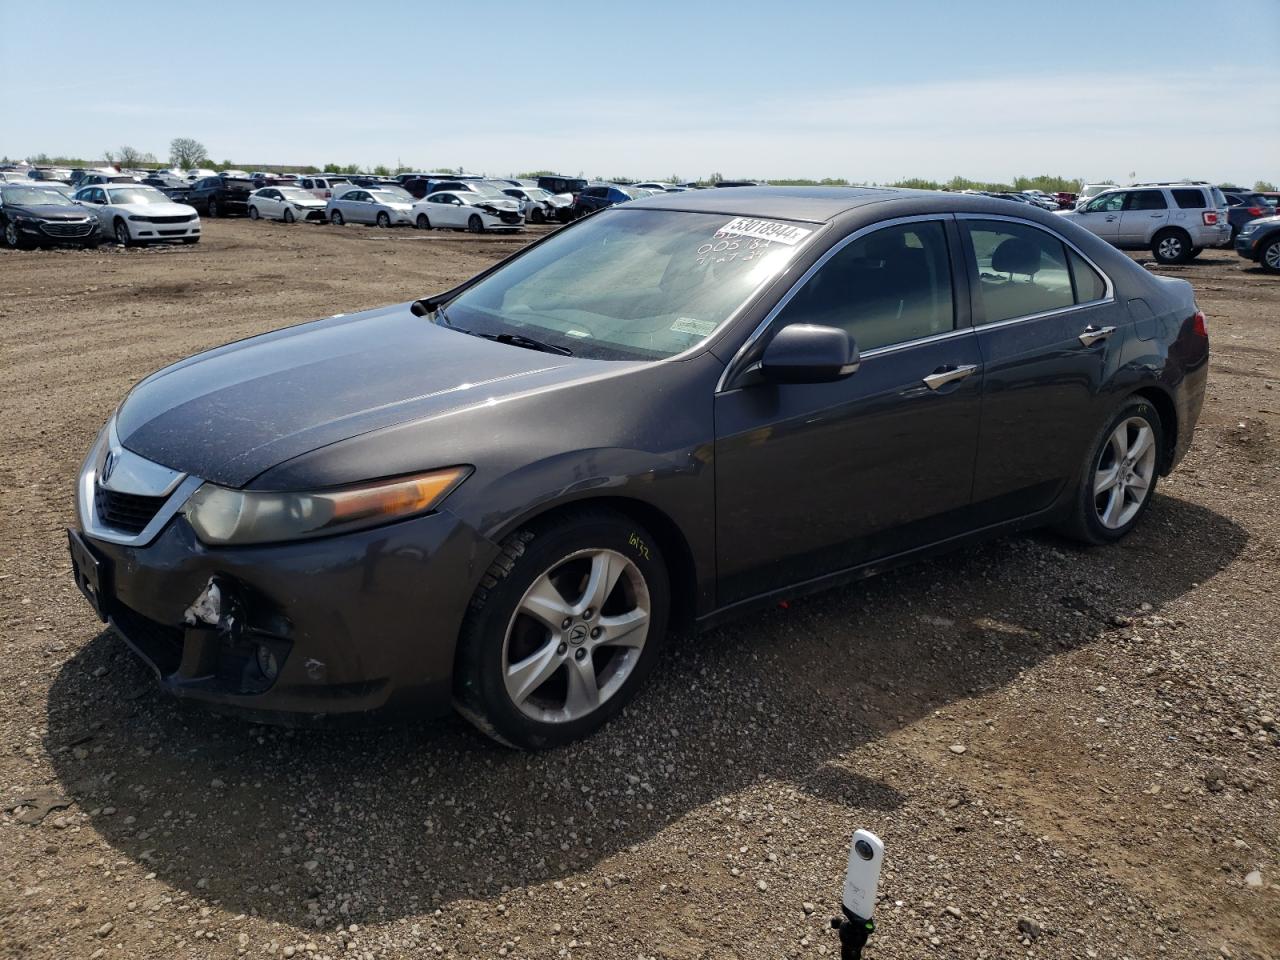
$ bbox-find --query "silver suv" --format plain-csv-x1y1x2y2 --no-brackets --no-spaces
1059,181,1229,264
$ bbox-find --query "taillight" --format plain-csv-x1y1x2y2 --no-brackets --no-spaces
1192,310,1208,338
1247,207,1265,216
1202,211,1219,225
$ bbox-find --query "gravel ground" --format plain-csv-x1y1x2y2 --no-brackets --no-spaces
1,222,1276,960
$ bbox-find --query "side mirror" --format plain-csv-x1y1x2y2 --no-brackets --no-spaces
759,324,860,384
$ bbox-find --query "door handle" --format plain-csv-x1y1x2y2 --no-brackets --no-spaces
922,364,978,390
1104,215,1117,222
1078,324,1117,346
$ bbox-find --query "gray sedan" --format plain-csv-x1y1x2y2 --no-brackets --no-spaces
326,186,415,227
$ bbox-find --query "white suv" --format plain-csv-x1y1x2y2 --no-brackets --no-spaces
1059,182,1230,264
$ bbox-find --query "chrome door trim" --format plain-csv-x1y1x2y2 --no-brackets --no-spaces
715,214,955,394
922,364,979,390
1078,324,1117,346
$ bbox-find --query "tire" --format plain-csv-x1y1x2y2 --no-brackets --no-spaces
530,207,545,224
2,218,29,249
376,211,391,228
248,205,260,220
1058,398,1164,545
113,219,132,247
1188,247,1203,260
1260,237,1280,275
181,237,200,245
207,198,219,218
330,210,344,226
283,208,295,224
415,213,431,230
1151,228,1191,264
454,509,670,749
467,214,484,234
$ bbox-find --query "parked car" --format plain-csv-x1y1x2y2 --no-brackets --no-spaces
326,185,415,227
248,186,328,223
67,187,1208,748
78,173,139,187
184,168,218,182
298,175,351,200
187,175,255,217
403,176,486,199
1221,190,1273,240
632,181,676,192
141,174,191,203
1074,183,1119,208
714,180,762,187
423,180,522,216
1234,215,1280,273
68,168,116,188
1019,190,1059,210
73,183,200,246
28,167,73,183
572,183,637,216
411,191,523,232
536,174,588,199
500,185,569,223
0,171,32,183
1056,191,1078,209
1058,183,1230,263
1258,191,1279,212
0,183,101,248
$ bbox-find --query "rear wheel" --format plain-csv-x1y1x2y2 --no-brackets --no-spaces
454,510,669,749
1188,247,1203,259
1151,228,1191,264
467,214,484,233
1058,398,1163,544
1260,237,1280,274
330,210,344,226
207,198,219,218
415,213,431,230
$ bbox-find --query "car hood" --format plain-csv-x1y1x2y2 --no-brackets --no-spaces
114,303,617,488
1244,214,1280,227
113,201,197,217
9,203,94,220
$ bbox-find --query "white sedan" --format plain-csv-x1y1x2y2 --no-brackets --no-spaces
73,183,201,245
248,186,328,223
411,190,524,232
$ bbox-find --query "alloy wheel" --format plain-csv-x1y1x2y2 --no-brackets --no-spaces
283,209,294,223
502,548,650,723
248,206,260,220
1264,240,1280,271
3,221,16,247
115,221,129,245
377,212,390,228
1093,416,1157,529
1157,235,1183,261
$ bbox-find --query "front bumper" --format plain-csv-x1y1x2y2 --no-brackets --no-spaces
17,217,99,243
127,218,200,242
1235,231,1270,261
71,510,494,722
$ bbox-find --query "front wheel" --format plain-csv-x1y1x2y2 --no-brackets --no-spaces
207,198,219,218
415,213,431,230
248,205,260,220
530,207,545,224
2,218,29,249
1058,399,1163,544
376,211,391,228
114,219,132,247
454,510,670,749
1260,237,1280,274
1151,229,1191,264
283,208,295,223
467,214,484,233
330,210,344,226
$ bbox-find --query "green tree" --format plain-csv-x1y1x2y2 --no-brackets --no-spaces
1255,180,1277,192
708,172,723,184
372,164,391,176
169,137,208,169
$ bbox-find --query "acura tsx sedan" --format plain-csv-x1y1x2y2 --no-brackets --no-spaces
69,187,1208,748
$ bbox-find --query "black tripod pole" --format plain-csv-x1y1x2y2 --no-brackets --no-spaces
831,905,875,960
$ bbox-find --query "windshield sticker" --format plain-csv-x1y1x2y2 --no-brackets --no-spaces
564,329,591,338
671,317,717,337
717,217,812,246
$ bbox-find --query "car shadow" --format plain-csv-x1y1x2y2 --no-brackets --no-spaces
43,493,1245,925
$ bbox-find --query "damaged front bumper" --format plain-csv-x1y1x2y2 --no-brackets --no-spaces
69,510,493,722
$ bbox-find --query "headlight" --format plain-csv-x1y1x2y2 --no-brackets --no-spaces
1238,224,1257,236
183,467,470,546
128,215,149,222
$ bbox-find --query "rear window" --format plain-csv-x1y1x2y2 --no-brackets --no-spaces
1068,250,1107,302
1172,188,1208,209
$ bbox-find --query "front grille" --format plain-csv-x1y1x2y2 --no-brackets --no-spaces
150,214,195,224
40,220,94,237
157,229,188,236
499,212,521,224
94,484,167,535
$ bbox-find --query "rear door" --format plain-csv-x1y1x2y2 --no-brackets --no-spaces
959,216,1119,522
1118,189,1169,244
714,217,983,603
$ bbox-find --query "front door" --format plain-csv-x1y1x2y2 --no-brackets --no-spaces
1072,191,1124,243
714,218,983,605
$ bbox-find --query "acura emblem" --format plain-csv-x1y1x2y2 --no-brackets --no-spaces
101,450,117,484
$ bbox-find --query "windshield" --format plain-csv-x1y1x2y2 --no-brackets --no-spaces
370,188,412,203
440,208,814,361
277,187,313,201
522,188,551,201
468,183,510,199
2,185,76,206
105,187,168,205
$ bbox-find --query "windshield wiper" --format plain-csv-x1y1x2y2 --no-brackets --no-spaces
477,332,574,356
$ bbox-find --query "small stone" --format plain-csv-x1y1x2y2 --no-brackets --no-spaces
944,905,962,918
1244,870,1263,888
949,744,967,755
283,947,296,959
802,901,815,915
97,921,114,937
756,879,768,892
1017,916,1042,941
92,666,109,678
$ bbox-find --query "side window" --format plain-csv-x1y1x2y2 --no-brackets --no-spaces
963,220,1075,324
1087,192,1125,213
1125,190,1168,211
772,221,954,352
1172,189,1206,209
1067,250,1107,302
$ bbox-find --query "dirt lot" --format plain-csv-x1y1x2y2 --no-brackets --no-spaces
1,221,1277,960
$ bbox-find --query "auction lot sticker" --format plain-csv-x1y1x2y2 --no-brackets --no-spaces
717,217,813,246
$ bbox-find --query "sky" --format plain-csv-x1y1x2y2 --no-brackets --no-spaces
3,0,1278,186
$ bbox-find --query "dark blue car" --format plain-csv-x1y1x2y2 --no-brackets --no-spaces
571,183,636,218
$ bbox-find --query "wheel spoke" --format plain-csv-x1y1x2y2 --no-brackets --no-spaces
1094,464,1120,495
1128,426,1154,464
1127,472,1151,495
1110,427,1129,460
564,657,600,714
576,551,625,615
1101,486,1124,527
519,576,573,631
505,642,561,706
595,608,649,649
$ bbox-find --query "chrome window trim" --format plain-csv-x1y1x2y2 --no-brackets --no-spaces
77,416,204,547
715,214,954,394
